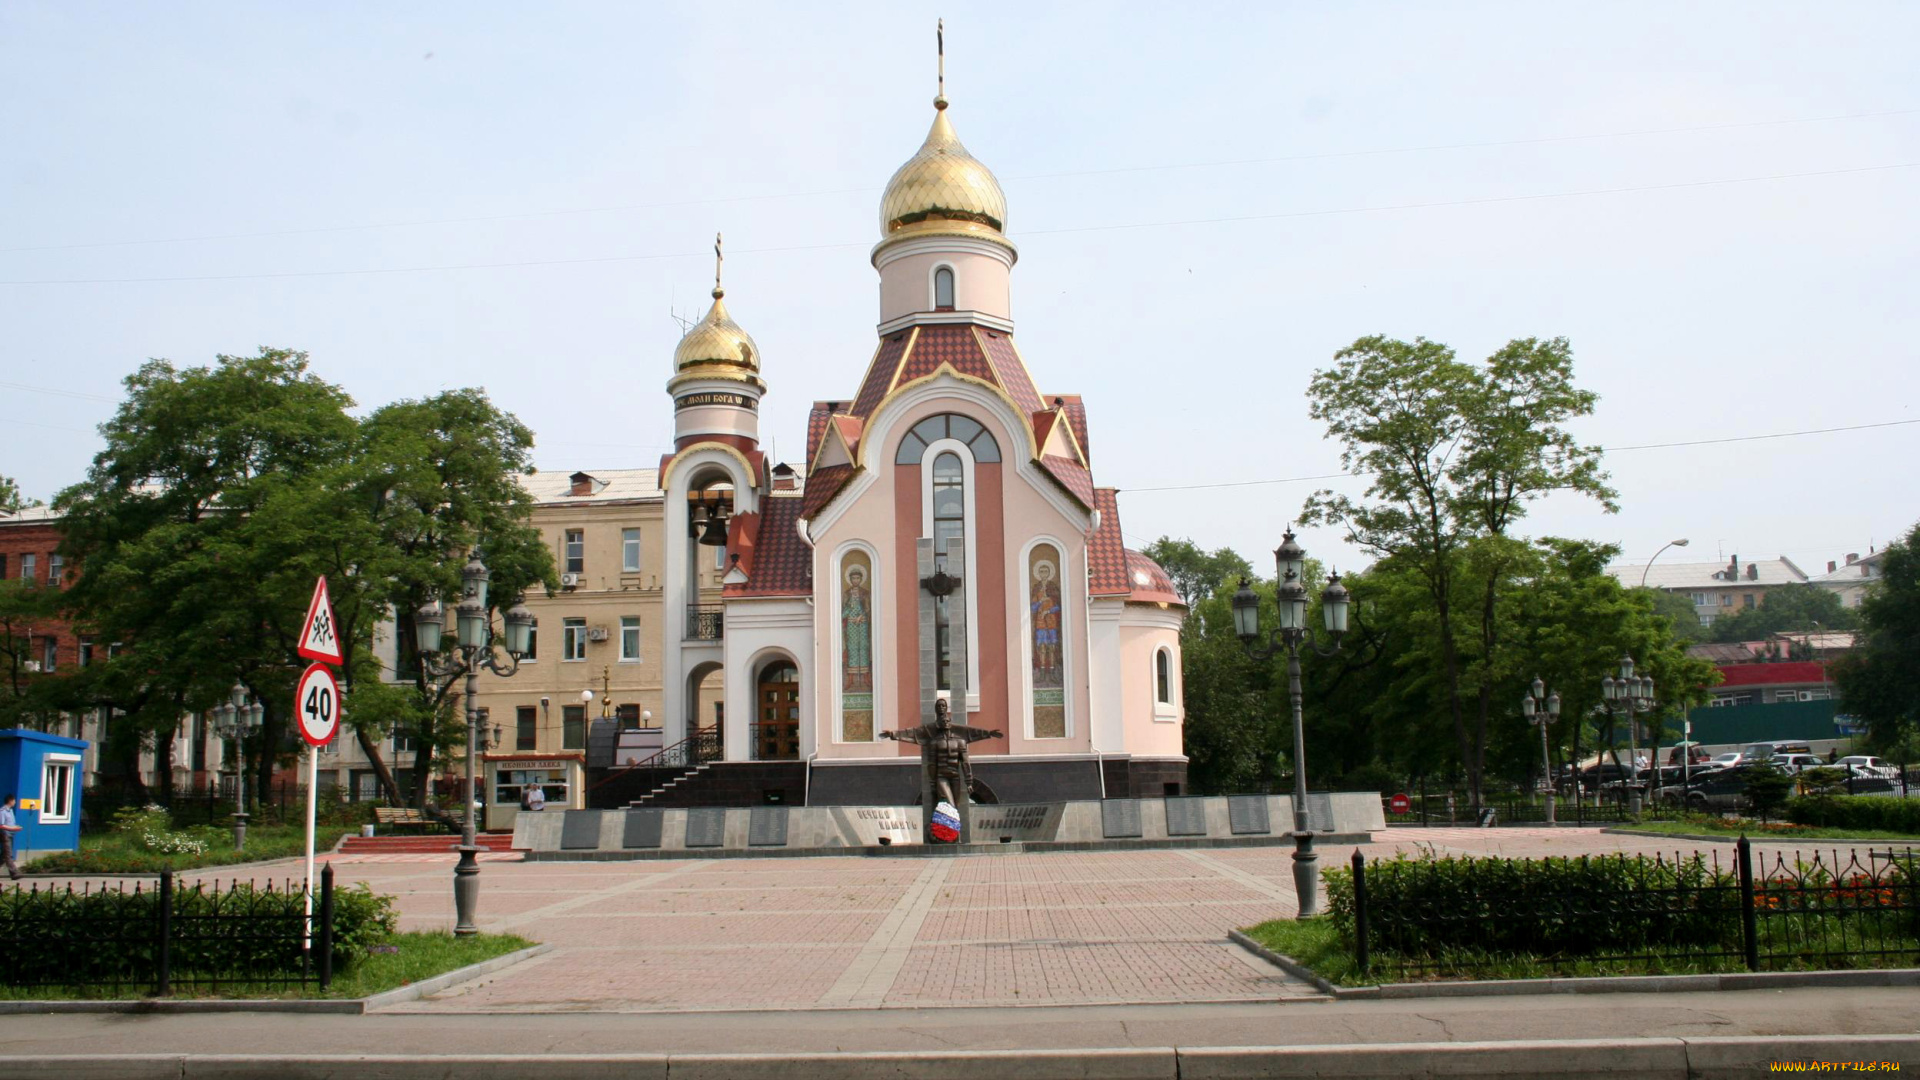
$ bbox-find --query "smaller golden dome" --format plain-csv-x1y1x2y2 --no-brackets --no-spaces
673,286,759,375
878,102,1009,243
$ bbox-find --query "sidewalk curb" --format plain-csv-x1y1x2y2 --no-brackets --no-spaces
523,832,1376,861
1223,932,1920,999
0,943,553,1016
7,1036,1917,1080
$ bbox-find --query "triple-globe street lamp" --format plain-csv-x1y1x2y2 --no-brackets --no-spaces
1601,656,1657,814
1520,678,1561,825
412,552,536,936
1230,529,1351,918
212,684,264,849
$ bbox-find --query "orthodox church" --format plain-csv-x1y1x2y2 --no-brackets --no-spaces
636,44,1187,807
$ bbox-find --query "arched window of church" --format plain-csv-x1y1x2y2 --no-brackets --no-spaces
895,414,1000,464
933,267,956,310
931,452,965,691
1028,543,1066,738
1156,647,1172,705
839,549,875,741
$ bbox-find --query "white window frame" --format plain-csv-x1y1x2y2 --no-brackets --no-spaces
20,553,36,583
931,263,957,309
1015,535,1074,740
47,553,63,585
562,618,588,662
921,437,982,712
830,541,882,743
619,616,642,662
1153,644,1179,720
622,528,642,573
564,529,585,574
39,754,80,825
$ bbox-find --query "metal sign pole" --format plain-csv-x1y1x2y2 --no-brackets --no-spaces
304,742,318,952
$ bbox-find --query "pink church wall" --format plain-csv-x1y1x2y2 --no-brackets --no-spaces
969,464,1009,756
891,462,919,757
1119,618,1185,759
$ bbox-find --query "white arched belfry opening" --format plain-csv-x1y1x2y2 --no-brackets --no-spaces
661,445,754,747
685,659,726,753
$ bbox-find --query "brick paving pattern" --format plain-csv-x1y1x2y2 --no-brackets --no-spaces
25,826,1831,1013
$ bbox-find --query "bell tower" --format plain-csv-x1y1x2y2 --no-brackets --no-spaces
669,233,766,451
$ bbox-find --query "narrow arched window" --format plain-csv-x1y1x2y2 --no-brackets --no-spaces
933,267,955,310
931,452,965,690
1156,649,1172,704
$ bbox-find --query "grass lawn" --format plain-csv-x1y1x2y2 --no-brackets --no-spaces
1614,817,1920,842
31,824,361,874
0,931,534,1000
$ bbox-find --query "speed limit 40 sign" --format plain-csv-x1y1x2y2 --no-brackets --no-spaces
295,662,341,747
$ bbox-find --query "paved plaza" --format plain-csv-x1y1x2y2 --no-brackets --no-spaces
215,826,1854,1014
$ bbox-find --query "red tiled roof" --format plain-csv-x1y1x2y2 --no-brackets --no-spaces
830,415,864,460
725,494,812,597
1039,454,1095,510
1716,662,1831,687
1087,488,1131,596
851,332,914,419
1124,550,1183,606
799,463,855,521
806,402,833,466
975,329,1045,421
1047,394,1090,463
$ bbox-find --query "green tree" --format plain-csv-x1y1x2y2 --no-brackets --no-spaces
1706,582,1860,644
0,577,64,729
1634,587,1704,645
0,474,40,514
1301,335,1616,808
1141,538,1254,609
1831,522,1920,755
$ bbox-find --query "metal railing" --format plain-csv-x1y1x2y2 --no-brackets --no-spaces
1341,840,1919,982
587,726,723,791
0,865,336,995
686,605,724,640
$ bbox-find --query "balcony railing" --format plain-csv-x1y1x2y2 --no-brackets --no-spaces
686,605,724,641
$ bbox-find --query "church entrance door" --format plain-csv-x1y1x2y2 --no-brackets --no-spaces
755,661,800,761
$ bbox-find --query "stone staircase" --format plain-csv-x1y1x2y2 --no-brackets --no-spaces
629,762,714,807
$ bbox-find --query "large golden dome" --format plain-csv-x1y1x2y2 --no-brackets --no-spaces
878,101,1009,243
672,285,760,378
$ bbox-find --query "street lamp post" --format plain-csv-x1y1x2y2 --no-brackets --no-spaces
414,552,535,936
1601,655,1657,814
1640,538,1691,588
212,683,264,850
1521,678,1562,825
1230,529,1351,919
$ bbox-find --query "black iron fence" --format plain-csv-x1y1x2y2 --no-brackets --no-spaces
0,865,336,995
81,780,322,832
1381,790,1685,827
1341,839,1920,982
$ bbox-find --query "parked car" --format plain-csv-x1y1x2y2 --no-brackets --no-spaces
1665,743,1712,765
1655,763,1776,811
1772,753,1825,774
1837,755,1899,780
1709,752,1742,768
1743,740,1812,762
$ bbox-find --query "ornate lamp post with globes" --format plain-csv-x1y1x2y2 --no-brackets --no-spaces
1230,528,1351,918
412,552,536,936
1521,677,1561,825
212,683,264,850
1601,655,1657,814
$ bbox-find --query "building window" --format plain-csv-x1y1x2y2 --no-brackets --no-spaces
1719,594,1733,606
1156,648,1172,704
393,729,416,753
562,705,585,750
1692,592,1709,607
522,625,537,661
933,266,955,310
515,705,537,751
0,555,7,578
1742,593,1755,609
618,703,649,729
622,528,641,572
78,639,93,668
20,553,36,584
619,616,641,661
41,638,56,672
46,553,63,585
564,529,585,574
715,541,728,570
562,618,587,661
932,451,964,692
894,413,1001,464
839,549,875,741
39,757,77,825
1027,542,1066,738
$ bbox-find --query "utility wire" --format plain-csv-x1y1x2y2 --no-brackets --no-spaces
5,106,1911,255
1118,418,1919,494
5,162,1913,287
0,379,118,403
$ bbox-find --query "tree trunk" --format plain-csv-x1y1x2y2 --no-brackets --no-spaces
354,728,404,806
1434,589,1473,810
410,740,436,811
255,700,280,819
153,719,177,803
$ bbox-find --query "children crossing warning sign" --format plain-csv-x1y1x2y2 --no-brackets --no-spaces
297,576,344,665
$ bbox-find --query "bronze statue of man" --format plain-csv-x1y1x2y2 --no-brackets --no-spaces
882,697,1001,811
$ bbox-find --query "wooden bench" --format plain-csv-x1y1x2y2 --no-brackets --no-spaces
372,807,441,835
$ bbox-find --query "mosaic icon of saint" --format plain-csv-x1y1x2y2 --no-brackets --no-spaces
1031,559,1061,685
843,564,873,693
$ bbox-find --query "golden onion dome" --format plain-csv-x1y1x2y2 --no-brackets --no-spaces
878,100,1009,244
672,285,760,376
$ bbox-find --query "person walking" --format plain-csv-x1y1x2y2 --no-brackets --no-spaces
0,794,22,880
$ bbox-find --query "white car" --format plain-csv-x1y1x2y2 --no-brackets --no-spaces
1837,755,1899,779
1709,753,1742,768
1772,753,1825,774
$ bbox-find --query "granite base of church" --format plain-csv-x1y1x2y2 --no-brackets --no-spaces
515,792,1385,859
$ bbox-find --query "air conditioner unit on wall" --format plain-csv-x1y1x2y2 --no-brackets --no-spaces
22,660,41,673
587,626,610,642
560,572,581,588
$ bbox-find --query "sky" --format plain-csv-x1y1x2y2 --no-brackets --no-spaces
3,1,1916,580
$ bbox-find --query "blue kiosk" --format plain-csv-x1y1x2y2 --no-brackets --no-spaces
0,729,87,865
